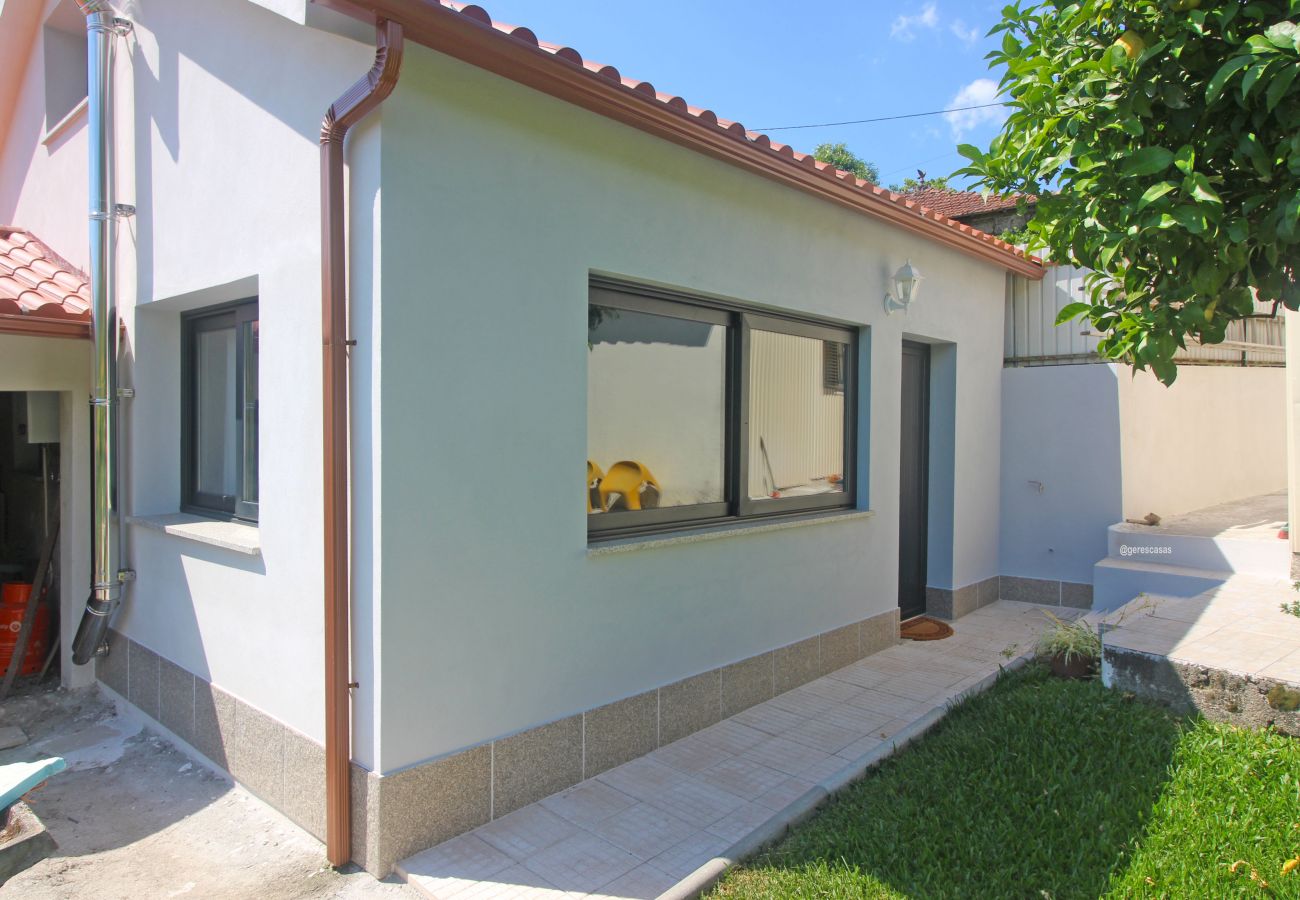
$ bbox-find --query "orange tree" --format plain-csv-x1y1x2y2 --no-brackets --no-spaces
959,0,1300,382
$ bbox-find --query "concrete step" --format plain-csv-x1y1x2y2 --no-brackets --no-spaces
1107,523,1289,577
1092,557,1231,611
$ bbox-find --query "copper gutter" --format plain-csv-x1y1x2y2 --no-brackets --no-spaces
320,18,403,867
315,0,1043,279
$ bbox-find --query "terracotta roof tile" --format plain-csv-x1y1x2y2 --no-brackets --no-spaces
425,2,1039,270
0,227,92,335
903,188,1035,220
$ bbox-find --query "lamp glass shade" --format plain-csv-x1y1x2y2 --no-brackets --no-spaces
894,260,922,305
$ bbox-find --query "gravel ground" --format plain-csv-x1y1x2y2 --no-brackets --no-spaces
0,682,413,899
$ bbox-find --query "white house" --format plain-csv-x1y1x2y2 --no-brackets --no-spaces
0,0,1284,881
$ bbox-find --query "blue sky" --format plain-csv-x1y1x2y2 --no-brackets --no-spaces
475,1,1012,189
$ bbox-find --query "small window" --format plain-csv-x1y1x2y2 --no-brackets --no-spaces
588,281,856,539
43,1,88,132
182,300,259,521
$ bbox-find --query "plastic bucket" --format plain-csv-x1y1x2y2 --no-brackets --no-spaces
0,583,50,676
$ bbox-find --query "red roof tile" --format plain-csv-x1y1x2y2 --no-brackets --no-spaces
348,1,1042,275
903,189,1035,220
0,227,92,338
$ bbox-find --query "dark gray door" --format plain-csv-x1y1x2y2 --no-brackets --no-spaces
898,341,930,620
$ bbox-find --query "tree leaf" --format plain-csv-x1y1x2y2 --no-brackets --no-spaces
1174,145,1195,175
1055,302,1092,325
1205,55,1253,103
1137,181,1177,210
1122,146,1175,176
1266,63,1299,112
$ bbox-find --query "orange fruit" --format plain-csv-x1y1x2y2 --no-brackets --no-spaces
1117,32,1147,59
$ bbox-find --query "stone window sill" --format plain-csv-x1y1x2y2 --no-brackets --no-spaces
127,513,261,556
587,508,874,557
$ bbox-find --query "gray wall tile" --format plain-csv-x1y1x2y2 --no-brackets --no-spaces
96,628,128,697
192,680,235,769
861,609,899,656
157,656,195,746
379,745,491,875
1002,575,1060,606
492,715,582,817
819,623,859,674
774,636,820,694
229,702,287,809
351,763,380,874
659,670,721,745
283,728,327,840
951,583,981,619
977,576,1001,609
721,652,773,717
1061,581,1094,610
583,690,657,778
126,640,160,720
926,587,954,620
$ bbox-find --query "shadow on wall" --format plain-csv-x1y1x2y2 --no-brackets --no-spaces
124,0,367,302
1000,364,1124,587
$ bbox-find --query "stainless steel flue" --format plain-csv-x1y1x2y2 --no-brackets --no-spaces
72,2,130,666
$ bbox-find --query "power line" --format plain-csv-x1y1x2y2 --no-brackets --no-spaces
753,101,1008,132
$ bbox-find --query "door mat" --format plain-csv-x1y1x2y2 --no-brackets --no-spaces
900,616,954,641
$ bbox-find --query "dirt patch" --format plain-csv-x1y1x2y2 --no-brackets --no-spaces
0,683,412,899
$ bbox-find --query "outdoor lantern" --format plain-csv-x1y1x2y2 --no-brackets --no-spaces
884,259,923,314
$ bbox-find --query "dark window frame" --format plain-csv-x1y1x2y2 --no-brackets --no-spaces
180,298,259,523
588,279,858,541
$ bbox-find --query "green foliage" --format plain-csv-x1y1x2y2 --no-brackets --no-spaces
713,665,1300,899
889,174,953,193
999,225,1034,245
812,142,881,184
958,0,1300,384
1038,609,1103,663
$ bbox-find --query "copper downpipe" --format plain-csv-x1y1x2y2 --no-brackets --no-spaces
320,18,403,867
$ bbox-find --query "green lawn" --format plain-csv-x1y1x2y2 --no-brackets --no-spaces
710,665,1300,899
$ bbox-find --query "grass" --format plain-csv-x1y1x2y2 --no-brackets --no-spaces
710,665,1300,899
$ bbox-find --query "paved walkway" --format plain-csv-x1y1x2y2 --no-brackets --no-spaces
398,600,1079,899
1102,573,1300,683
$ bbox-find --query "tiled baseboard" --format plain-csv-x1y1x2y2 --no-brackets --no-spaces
96,629,326,841
1000,575,1094,609
927,576,1093,621
99,608,901,877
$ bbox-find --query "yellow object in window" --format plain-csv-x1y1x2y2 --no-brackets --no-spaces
599,461,661,512
587,460,604,513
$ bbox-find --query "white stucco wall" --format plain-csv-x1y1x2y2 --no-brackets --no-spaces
1001,362,1288,586
372,44,1010,772
1000,364,1124,585
0,0,377,751
1119,365,1287,520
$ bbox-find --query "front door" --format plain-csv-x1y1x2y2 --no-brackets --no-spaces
898,341,930,620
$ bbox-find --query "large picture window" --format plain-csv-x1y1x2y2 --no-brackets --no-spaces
182,299,259,522
588,281,856,539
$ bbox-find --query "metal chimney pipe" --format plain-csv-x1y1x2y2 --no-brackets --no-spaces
72,2,130,666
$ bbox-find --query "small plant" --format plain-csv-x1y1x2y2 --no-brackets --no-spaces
1281,600,1300,619
1038,611,1101,666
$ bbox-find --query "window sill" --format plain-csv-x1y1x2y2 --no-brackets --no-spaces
127,513,261,556
42,98,88,146
587,508,873,557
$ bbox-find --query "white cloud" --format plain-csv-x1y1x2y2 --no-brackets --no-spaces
944,78,1007,140
890,3,939,42
950,20,981,46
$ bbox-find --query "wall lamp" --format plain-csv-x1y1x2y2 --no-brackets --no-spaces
884,259,923,315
